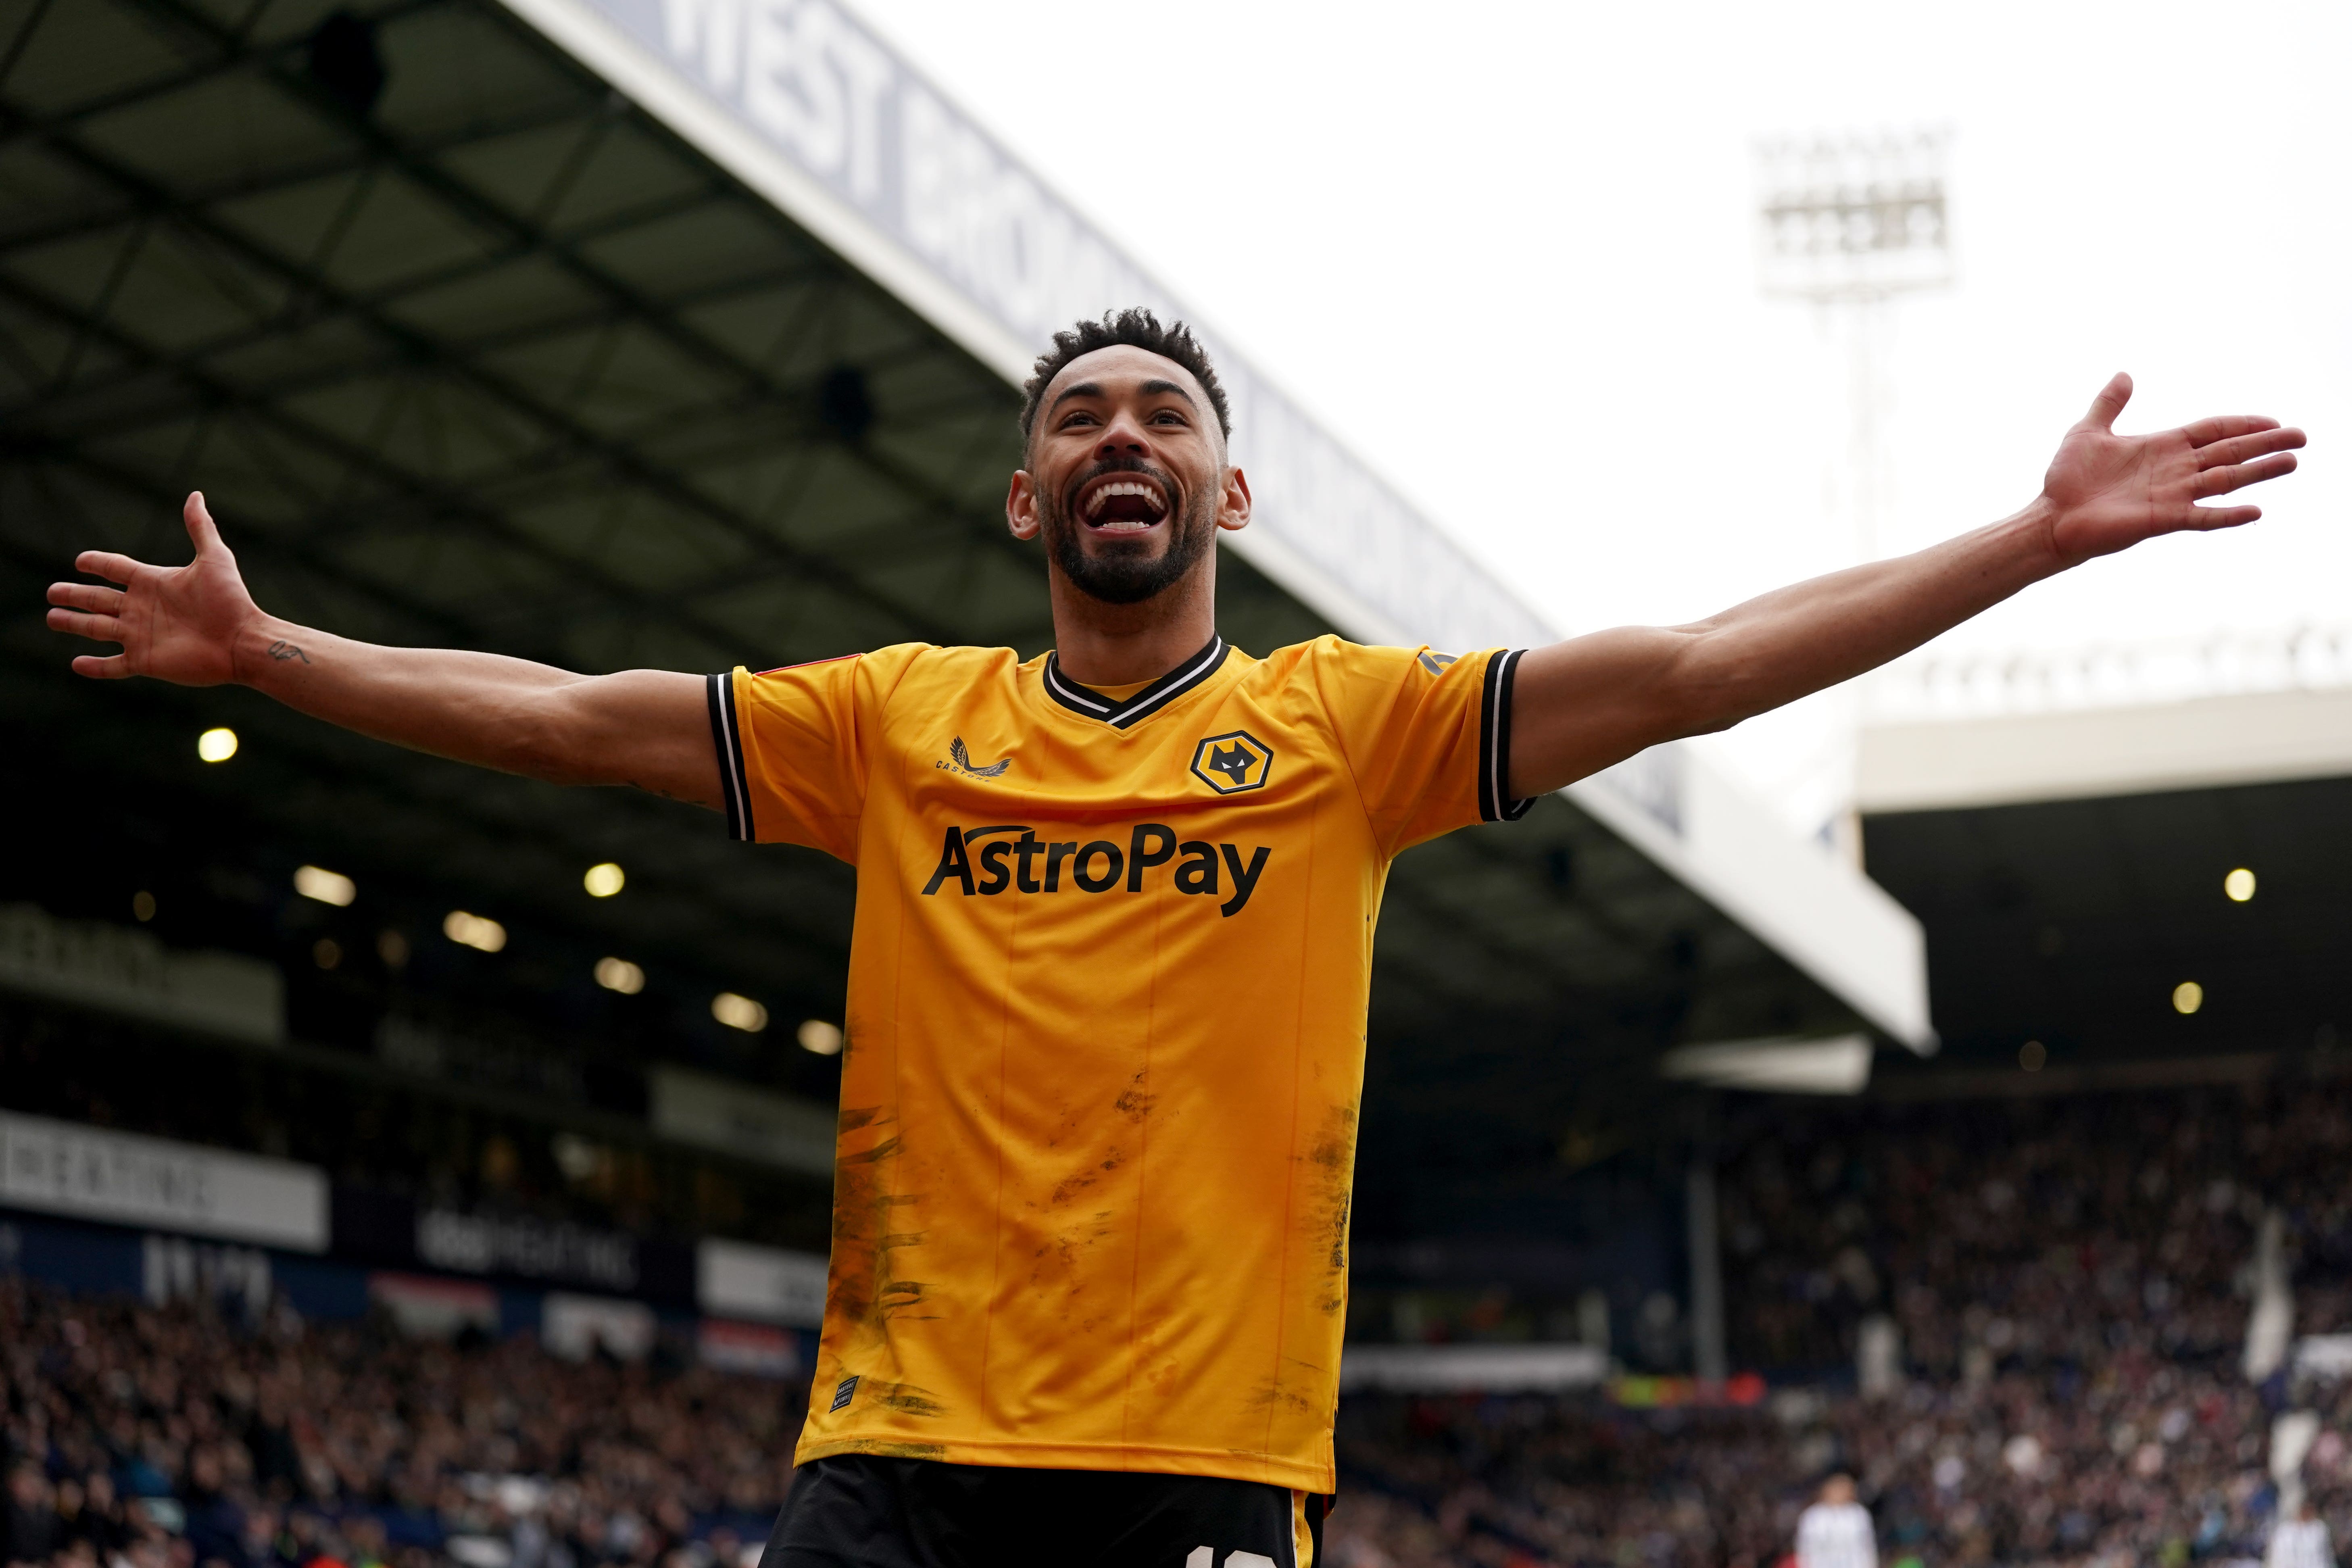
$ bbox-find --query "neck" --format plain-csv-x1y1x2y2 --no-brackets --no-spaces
1046,556,1219,686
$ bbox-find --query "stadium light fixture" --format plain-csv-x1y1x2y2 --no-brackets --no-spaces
595,956,646,995
294,865,356,906
2018,1040,2046,1072
131,890,156,923
377,930,410,970
2224,867,2256,902
2173,981,2204,1015
444,910,507,953
584,862,626,898
1756,129,1953,303
1755,128,1954,852
551,1133,603,1183
713,992,768,1032
197,726,238,762
313,938,342,970
798,1019,845,1056
1659,1034,1872,1094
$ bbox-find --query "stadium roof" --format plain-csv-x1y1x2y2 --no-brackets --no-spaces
1860,684,2352,812
1,0,1929,1205
1859,680,2352,1073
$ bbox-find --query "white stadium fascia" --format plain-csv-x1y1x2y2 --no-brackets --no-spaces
494,0,1932,1053
1860,686,2352,814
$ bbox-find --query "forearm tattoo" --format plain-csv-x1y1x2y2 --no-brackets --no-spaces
266,640,311,664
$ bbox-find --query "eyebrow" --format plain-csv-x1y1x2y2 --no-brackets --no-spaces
1138,379,1198,410
1046,378,1200,418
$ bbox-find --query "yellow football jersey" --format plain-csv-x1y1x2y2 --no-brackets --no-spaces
709,634,1531,1493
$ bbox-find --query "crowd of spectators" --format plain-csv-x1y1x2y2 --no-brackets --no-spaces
1323,1077,2352,1567
1324,1364,2352,1568
0,1283,800,1568
1713,1080,2352,1377
11,1077,2352,1568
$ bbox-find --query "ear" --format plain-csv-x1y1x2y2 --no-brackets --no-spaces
1006,469,1041,541
1216,466,1252,533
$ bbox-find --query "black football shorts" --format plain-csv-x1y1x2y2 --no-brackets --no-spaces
759,1455,1329,1567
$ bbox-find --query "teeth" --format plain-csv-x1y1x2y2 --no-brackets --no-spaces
1083,480,1166,521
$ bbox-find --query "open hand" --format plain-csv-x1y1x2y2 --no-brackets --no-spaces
46,492,262,685
2041,373,2304,565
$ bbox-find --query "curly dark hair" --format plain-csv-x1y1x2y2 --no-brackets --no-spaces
1018,307,1231,447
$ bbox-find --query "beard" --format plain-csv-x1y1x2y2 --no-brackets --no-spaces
1039,457,1217,606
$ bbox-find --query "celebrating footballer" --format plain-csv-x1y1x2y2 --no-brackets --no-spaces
47,308,2302,1566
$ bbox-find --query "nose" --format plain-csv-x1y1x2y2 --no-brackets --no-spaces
1095,407,1152,457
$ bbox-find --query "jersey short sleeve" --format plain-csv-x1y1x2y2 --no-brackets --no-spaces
1309,638,1537,854
708,644,926,861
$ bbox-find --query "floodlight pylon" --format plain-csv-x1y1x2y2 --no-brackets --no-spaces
1751,129,1954,861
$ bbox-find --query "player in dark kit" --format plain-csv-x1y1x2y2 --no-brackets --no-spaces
48,310,2302,1566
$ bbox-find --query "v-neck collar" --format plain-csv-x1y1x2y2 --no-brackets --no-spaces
1041,634,1230,730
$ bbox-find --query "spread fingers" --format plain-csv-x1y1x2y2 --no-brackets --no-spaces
2180,414,2280,446
46,606,123,641
2192,452,2299,498
73,550,144,586
48,580,126,613
2197,425,2306,470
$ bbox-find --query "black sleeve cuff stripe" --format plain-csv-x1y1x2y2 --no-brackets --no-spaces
1478,648,1537,824
706,671,755,842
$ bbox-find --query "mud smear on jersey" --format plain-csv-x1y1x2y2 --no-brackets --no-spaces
1115,1070,1158,1122
829,1109,945,1403
834,1439,949,1460
1026,1187,1119,1339
864,1380,948,1418
1030,1209,1117,1280
1241,1107,1359,1419
1049,1144,1128,1207
1245,1362,1323,1416
1014,1080,1149,1336
1307,1103,1358,1317
877,1278,931,1314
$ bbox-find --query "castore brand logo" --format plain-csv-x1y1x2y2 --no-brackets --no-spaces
936,736,1010,778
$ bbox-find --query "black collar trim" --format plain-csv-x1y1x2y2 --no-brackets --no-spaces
1043,635,1230,730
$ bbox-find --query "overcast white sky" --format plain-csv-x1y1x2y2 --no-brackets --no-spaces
857,0,2347,828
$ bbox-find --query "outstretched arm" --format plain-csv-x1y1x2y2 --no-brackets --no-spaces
1507,374,2305,798
47,492,720,808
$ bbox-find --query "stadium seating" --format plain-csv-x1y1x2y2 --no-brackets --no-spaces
10,1076,2352,1568
1324,1079,2352,1566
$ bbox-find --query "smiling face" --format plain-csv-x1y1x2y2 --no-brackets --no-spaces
1008,344,1248,607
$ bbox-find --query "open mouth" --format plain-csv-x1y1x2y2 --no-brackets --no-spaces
1076,473,1171,533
